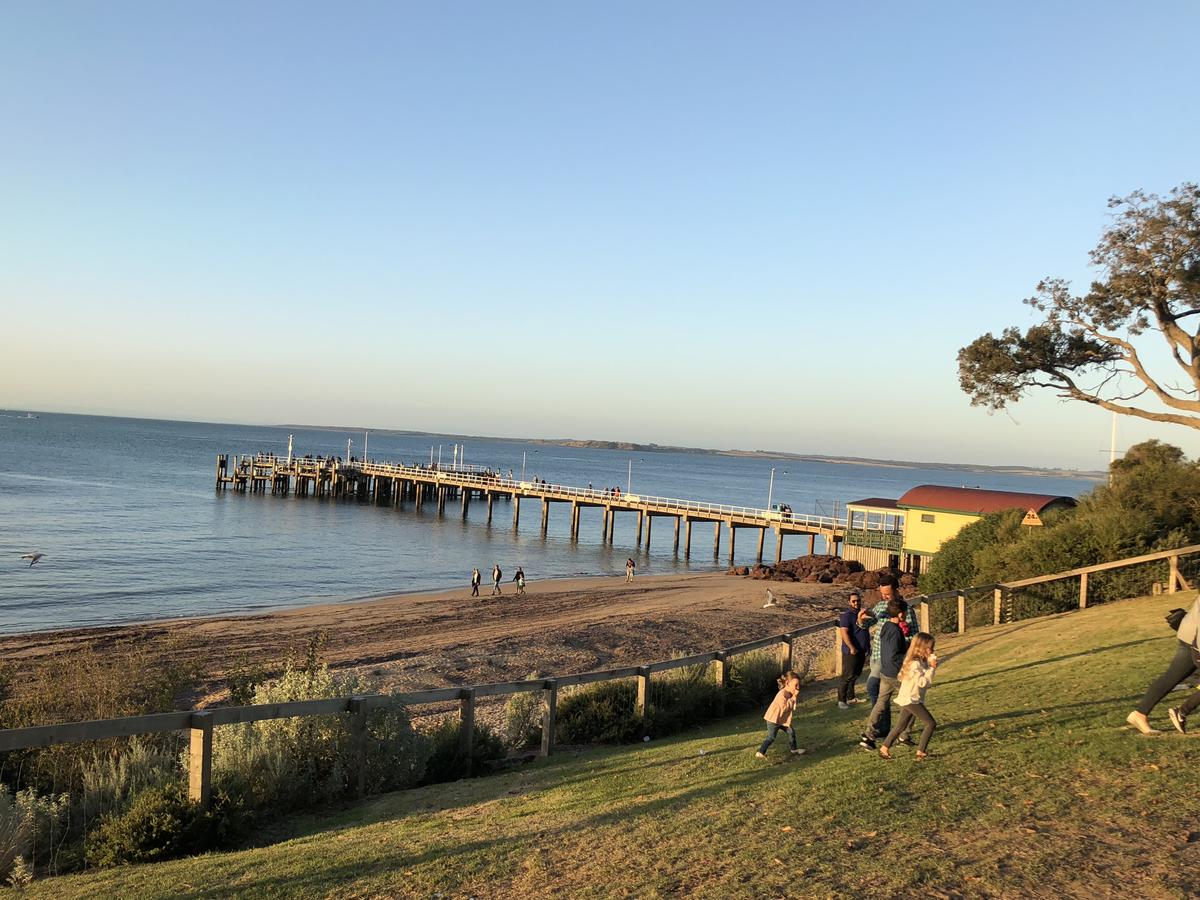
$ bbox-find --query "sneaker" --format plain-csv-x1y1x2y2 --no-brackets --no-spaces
1168,708,1188,734
790,748,807,756
858,737,876,750
896,736,915,747
837,701,850,710
1126,710,1160,734
754,751,767,759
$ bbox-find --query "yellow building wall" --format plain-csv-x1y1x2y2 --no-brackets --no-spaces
901,508,982,555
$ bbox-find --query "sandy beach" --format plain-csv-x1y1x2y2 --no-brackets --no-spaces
0,573,845,704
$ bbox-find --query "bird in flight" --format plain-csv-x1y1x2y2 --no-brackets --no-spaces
762,588,778,608
19,553,44,567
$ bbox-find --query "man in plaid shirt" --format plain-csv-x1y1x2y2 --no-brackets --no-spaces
857,575,917,749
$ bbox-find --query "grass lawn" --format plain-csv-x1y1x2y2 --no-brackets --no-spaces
17,593,1200,898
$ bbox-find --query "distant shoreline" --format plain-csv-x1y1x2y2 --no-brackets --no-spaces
276,424,1105,481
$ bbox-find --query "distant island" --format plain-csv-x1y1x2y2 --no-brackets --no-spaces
276,425,1105,480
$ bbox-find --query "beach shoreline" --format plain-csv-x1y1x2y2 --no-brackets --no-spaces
0,572,846,704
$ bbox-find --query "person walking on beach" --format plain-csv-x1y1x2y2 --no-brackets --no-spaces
1129,594,1200,734
470,567,481,597
755,670,807,759
858,577,917,748
860,599,911,751
837,591,870,709
491,564,503,596
880,632,939,760
513,567,526,596
625,558,636,583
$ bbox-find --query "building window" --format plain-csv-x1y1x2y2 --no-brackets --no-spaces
921,513,935,523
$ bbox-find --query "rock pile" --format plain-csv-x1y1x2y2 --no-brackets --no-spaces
728,555,918,597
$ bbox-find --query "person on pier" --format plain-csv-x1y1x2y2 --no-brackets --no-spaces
470,568,481,597
492,564,503,596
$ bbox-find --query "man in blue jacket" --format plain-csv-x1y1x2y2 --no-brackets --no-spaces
859,598,911,750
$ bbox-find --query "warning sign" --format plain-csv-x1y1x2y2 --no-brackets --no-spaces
1022,509,1044,527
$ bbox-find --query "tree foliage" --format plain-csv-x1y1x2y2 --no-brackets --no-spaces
959,183,1200,429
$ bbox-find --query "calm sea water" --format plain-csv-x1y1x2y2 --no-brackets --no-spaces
0,413,1096,634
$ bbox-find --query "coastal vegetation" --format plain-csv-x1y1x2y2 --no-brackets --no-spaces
14,592,1199,898
959,183,1200,432
921,439,1200,602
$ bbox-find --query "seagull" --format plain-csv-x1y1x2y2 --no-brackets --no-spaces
763,588,778,609
19,553,44,567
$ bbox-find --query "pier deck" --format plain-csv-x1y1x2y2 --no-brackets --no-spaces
216,453,852,565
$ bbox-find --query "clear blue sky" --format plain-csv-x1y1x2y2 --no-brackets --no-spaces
3,2,1198,469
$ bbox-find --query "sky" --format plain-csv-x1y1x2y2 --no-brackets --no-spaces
2,2,1199,469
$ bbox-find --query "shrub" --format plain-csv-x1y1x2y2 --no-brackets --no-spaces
555,681,645,745
212,660,429,815
0,786,68,880
725,653,784,712
503,686,544,750
78,737,183,830
646,664,725,735
84,785,211,867
419,719,507,785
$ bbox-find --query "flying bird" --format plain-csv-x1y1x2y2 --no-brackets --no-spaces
19,553,44,567
762,588,778,608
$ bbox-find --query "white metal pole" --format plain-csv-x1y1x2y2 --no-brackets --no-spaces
767,467,776,510
438,445,442,468
521,451,526,481
1109,410,1118,485
627,459,632,494
364,431,368,461
287,434,293,466
347,437,352,461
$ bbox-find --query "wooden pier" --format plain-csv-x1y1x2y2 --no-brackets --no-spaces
216,453,848,564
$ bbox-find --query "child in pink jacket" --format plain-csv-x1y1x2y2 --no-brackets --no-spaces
755,671,807,758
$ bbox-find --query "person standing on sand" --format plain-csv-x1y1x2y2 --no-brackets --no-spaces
470,568,481,597
837,591,870,709
491,564,503,596
513,567,526,596
625,558,636,583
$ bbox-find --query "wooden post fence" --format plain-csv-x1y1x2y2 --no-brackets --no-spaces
188,711,213,808
956,591,966,634
540,680,557,758
459,689,476,759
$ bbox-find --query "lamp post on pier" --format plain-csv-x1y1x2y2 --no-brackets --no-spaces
766,467,776,511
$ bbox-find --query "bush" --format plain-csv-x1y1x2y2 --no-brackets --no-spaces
78,737,183,830
646,664,725,735
0,786,68,880
555,681,645,745
725,653,784,712
85,785,212,867
212,658,429,815
503,687,544,750
419,719,507,785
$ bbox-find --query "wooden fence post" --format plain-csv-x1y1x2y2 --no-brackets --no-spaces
1169,555,1180,594
459,689,476,760
993,587,1003,626
917,601,930,635
635,667,649,718
778,635,793,673
188,711,213,808
713,652,728,689
1079,573,1089,609
348,696,367,797
540,680,557,757
956,592,966,634
833,627,843,677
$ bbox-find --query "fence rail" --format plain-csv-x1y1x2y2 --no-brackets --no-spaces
0,620,835,808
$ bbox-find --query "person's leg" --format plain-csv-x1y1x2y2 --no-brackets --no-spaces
1178,686,1200,717
865,677,898,739
1135,642,1197,715
881,708,915,749
785,725,798,751
906,703,937,753
848,653,865,701
838,657,854,703
758,723,780,754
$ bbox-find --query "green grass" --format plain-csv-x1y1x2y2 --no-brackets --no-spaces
16,594,1200,898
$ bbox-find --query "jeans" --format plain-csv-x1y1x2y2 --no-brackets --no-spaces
883,702,937,753
758,722,797,754
838,651,865,702
865,676,900,740
1136,640,1198,715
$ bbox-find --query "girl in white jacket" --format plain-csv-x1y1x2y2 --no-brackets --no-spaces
880,633,939,760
